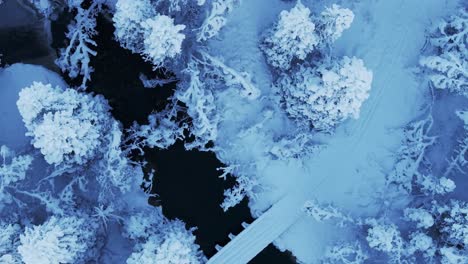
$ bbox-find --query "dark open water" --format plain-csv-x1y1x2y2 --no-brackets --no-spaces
1,1,296,262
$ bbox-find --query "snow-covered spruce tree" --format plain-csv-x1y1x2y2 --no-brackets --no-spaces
277,56,372,131
420,52,467,97
261,3,355,70
420,9,467,97
124,207,206,264
141,15,186,67
365,219,404,258
260,2,319,70
315,4,354,44
0,222,22,263
113,0,186,68
127,221,205,264
17,82,113,165
14,81,144,214
113,0,157,54
56,1,103,89
432,200,468,250
18,215,99,264
402,200,468,262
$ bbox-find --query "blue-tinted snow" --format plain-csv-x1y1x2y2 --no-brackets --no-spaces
205,0,460,262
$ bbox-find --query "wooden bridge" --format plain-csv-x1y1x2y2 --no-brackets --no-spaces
207,194,306,264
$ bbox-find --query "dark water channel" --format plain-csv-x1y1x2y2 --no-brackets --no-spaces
1,1,296,262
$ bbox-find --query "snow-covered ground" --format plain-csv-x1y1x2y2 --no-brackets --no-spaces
207,0,459,262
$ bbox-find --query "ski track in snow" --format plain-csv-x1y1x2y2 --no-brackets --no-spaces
208,0,459,262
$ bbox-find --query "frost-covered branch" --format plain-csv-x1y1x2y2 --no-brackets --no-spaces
98,121,144,201
197,51,260,99
56,2,102,89
221,175,258,212
124,99,186,155
196,0,240,42
429,9,467,55
139,73,177,88
269,132,324,160
0,145,33,203
216,164,239,180
14,190,64,215
303,199,354,226
93,204,124,230
175,60,220,151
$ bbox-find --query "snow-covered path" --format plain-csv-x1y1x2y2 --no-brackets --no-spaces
208,0,458,262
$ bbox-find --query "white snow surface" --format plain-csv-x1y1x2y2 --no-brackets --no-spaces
206,0,459,262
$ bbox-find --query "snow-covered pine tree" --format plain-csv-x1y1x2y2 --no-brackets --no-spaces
18,215,98,264
277,56,372,131
123,207,206,264
260,2,318,70
420,9,467,97
16,82,113,166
